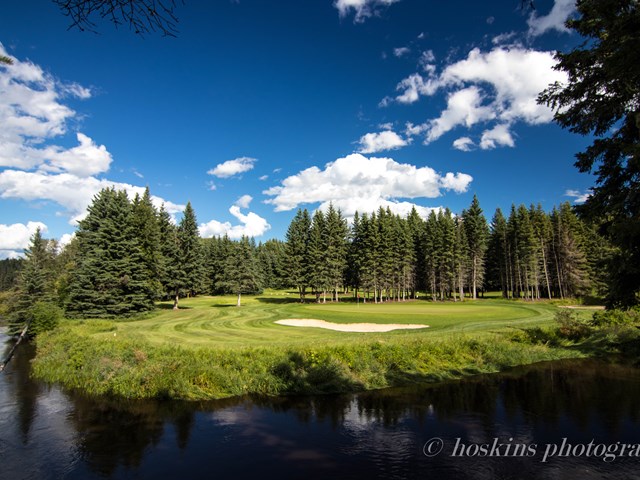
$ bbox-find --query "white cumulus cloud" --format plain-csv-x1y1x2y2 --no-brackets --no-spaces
479,123,515,150
207,157,256,178
0,221,48,258
388,46,566,149
452,137,475,152
0,169,184,225
425,86,496,143
528,0,577,37
263,153,472,218
334,0,400,22
357,130,409,153
0,45,184,226
59,232,75,249
0,43,115,178
234,194,253,208
199,205,271,239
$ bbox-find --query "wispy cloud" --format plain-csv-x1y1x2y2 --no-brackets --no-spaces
565,189,591,204
207,157,256,178
357,129,410,154
452,137,475,152
528,0,577,37
234,194,253,209
393,47,410,57
334,0,400,23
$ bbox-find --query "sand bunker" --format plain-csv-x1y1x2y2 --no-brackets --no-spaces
275,319,429,333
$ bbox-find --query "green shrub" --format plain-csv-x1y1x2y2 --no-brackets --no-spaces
555,309,592,340
28,301,62,336
590,307,640,328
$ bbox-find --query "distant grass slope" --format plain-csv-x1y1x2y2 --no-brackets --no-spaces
31,291,585,400
100,292,557,348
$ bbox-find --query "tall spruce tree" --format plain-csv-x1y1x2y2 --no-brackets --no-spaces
66,188,155,318
324,204,348,302
131,188,162,298
308,209,329,302
255,239,288,290
157,204,180,300
9,228,55,335
217,236,260,306
462,195,489,299
285,209,311,302
171,202,203,309
487,208,510,298
538,0,640,307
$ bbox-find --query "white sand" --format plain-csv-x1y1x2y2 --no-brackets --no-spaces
559,305,605,310
275,319,429,333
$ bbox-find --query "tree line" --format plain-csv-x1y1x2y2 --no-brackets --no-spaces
2,186,612,334
284,195,607,304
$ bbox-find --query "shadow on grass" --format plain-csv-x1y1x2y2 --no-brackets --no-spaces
516,325,640,362
156,303,193,310
271,352,365,395
255,297,305,305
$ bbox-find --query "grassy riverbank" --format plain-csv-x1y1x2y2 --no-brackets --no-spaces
31,293,597,400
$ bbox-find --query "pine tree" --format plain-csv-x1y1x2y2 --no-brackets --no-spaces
396,215,415,301
157,204,179,300
406,207,425,298
285,209,311,302
171,201,204,309
347,211,364,298
487,208,509,298
324,203,348,302
131,188,162,298
538,0,640,307
453,216,469,301
9,228,55,334
217,236,260,306
255,239,288,290
551,203,590,299
424,210,438,300
463,195,489,299
360,212,379,302
0,259,23,292
308,209,329,302
530,204,553,299
66,188,155,318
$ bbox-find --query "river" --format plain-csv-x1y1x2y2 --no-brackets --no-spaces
1,328,639,479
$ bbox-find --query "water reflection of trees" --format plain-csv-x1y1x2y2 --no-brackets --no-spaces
60,359,640,476
248,360,640,437
1,341,40,443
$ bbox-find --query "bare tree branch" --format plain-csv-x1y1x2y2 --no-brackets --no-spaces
52,0,184,37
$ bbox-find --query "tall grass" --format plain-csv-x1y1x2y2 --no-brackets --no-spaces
32,318,581,400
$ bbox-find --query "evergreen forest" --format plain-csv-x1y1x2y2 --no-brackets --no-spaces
3,186,614,334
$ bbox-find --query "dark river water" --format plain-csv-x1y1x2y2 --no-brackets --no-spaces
2,328,640,480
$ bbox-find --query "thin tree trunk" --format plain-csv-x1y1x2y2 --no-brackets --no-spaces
0,321,30,372
541,240,552,299
173,288,180,310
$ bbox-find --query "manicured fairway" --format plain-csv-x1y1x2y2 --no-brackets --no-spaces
98,292,559,348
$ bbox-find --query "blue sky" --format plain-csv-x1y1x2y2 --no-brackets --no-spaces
0,0,594,257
